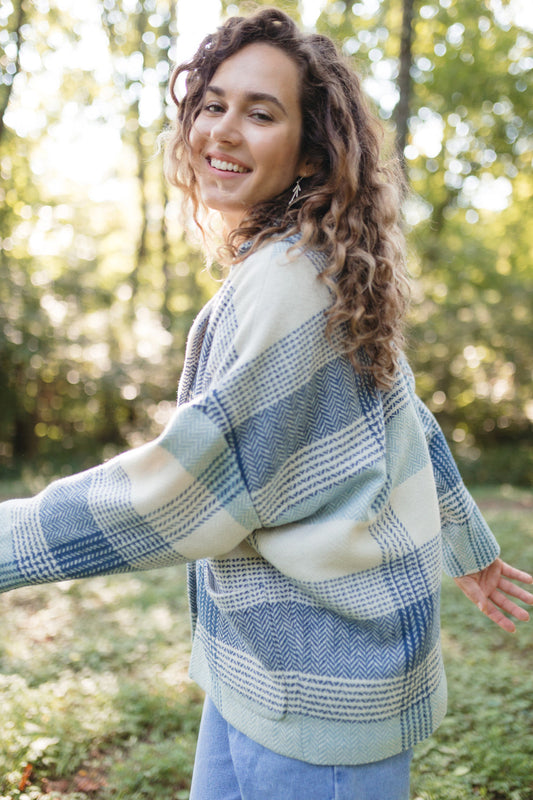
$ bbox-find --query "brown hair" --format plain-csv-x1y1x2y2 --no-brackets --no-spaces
164,7,409,390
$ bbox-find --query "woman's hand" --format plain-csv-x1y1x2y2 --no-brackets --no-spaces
454,558,533,633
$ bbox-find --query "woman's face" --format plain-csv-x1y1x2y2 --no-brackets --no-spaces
189,42,309,231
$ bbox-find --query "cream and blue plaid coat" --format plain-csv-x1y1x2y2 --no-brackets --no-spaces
0,237,499,764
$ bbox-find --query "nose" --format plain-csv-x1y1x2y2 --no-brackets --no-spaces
210,110,242,146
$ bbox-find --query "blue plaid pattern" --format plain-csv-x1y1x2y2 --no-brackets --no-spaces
0,237,499,765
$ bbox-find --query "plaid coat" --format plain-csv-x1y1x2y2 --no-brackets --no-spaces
0,237,499,764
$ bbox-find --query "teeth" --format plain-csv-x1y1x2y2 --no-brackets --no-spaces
210,157,248,173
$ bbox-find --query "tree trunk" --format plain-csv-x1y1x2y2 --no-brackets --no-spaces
129,9,150,312
395,0,417,173
0,0,26,147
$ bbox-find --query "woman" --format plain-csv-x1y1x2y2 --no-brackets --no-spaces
1,9,531,800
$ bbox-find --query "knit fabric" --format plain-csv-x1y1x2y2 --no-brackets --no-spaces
0,236,499,765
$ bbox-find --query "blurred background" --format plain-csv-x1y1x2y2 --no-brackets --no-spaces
1,0,532,486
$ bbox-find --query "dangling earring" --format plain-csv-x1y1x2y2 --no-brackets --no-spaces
288,176,302,207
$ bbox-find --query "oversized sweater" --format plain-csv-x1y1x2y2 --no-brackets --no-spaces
0,236,499,765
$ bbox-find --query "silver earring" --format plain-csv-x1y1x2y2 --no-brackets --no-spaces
289,176,302,207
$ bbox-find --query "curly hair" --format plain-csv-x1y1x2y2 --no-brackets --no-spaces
164,7,409,390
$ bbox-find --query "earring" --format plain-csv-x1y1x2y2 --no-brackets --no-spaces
288,176,302,207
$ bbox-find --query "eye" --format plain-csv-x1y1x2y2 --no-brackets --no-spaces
250,109,274,123
204,101,225,114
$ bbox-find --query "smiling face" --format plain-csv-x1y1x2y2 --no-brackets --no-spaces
189,42,310,231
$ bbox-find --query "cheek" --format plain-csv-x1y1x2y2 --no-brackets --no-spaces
189,116,211,156
265,137,302,180
188,124,202,156
187,130,209,188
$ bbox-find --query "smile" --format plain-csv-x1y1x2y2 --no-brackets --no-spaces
209,157,250,174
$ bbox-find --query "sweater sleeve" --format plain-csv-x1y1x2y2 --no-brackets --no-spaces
401,360,500,577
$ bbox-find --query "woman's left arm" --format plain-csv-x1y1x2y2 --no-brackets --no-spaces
454,558,533,632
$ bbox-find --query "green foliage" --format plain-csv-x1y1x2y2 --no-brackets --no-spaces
455,443,533,489
313,0,533,483
0,0,219,472
0,0,532,482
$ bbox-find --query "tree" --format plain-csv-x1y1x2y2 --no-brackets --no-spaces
395,0,417,168
1,0,531,483
245,0,533,481
0,0,25,144
0,0,217,473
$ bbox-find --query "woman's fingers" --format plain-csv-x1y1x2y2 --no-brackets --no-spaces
500,561,533,585
483,600,517,633
491,588,530,621
498,577,533,605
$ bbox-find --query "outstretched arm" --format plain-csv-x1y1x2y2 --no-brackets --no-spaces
454,558,533,633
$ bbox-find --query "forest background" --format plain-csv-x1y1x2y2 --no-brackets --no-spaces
1,1,532,798
0,0,532,488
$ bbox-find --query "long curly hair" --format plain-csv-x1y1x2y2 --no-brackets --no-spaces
164,7,409,390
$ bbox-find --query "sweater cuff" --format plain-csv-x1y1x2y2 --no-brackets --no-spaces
441,489,500,577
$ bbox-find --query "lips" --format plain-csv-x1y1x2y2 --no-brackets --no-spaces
208,156,251,174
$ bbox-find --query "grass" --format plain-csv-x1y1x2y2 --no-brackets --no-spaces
0,482,532,799
411,485,533,800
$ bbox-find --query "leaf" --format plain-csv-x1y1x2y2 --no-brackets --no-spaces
18,763,33,791
73,767,108,792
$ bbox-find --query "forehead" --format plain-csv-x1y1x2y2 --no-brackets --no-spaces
209,42,302,109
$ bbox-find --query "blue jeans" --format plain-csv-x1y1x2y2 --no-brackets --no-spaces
189,697,412,800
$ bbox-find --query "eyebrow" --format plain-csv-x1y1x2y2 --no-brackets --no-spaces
206,84,288,117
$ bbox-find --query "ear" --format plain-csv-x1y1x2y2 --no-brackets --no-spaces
297,156,318,178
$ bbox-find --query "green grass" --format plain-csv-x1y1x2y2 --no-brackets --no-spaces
0,482,532,799
412,485,533,800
